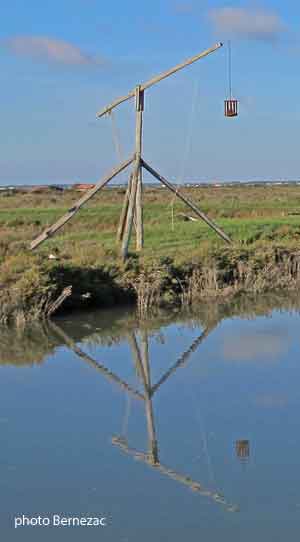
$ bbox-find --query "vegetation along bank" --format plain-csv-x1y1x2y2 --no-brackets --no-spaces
1,184,300,324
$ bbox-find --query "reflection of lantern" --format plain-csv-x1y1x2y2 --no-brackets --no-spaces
236,440,250,461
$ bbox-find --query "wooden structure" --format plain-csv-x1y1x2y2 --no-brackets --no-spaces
48,319,238,511
30,42,232,258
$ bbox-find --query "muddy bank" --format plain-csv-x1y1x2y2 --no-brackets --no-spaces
1,245,300,324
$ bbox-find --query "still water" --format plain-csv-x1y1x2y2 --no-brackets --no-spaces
1,294,300,541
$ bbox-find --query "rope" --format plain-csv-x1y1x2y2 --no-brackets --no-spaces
109,110,123,163
121,393,132,438
190,387,218,491
170,79,201,231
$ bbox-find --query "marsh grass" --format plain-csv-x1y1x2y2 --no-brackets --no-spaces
1,185,300,322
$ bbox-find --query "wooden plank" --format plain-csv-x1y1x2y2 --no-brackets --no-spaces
30,155,134,250
142,160,232,244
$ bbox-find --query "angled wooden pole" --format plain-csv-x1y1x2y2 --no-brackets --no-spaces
142,160,232,244
116,173,133,243
151,323,218,395
96,43,223,118
30,155,134,250
120,170,139,259
111,438,238,511
47,321,145,401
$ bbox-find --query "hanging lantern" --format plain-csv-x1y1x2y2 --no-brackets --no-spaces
225,41,239,118
225,99,238,117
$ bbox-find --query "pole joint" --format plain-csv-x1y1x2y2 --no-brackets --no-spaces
135,85,144,112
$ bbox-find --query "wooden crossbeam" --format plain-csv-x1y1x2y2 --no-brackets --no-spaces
96,43,223,118
111,437,238,512
142,159,232,244
30,155,134,250
48,322,145,401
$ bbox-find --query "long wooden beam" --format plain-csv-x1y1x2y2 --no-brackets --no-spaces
151,323,218,396
142,159,232,244
111,437,238,512
30,155,134,250
48,322,145,401
141,42,223,92
96,43,223,118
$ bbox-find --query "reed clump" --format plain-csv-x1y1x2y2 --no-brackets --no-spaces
2,245,300,323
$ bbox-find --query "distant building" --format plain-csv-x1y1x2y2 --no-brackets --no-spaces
73,183,95,192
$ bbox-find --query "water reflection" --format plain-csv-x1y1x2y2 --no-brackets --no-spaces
236,440,250,463
47,320,239,511
1,291,300,537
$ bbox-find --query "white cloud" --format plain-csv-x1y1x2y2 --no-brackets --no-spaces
173,2,194,14
208,7,286,42
3,35,102,66
255,394,287,408
222,330,288,363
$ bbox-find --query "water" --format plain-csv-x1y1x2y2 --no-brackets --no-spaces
1,295,300,540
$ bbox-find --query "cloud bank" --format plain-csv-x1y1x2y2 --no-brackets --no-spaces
222,330,288,363
3,35,101,66
209,7,286,42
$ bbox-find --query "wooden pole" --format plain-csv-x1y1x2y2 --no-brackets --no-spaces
120,86,145,260
142,160,232,244
151,323,218,395
48,321,145,401
135,86,144,251
128,330,158,464
96,43,223,118
120,171,139,259
140,330,158,463
111,437,238,511
30,155,134,251
116,173,133,243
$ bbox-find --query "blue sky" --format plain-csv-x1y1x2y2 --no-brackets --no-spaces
1,0,300,184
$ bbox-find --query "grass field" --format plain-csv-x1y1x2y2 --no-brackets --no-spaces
1,184,300,323
1,184,300,263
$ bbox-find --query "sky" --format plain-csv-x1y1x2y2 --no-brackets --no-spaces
1,0,300,185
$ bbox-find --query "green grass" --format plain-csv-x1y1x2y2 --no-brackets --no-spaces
2,184,300,323
1,185,300,261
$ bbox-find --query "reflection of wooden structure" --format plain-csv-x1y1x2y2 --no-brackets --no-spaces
48,320,238,512
29,42,232,258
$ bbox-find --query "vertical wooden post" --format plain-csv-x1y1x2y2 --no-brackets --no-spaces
121,85,144,259
135,86,144,251
140,330,159,465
